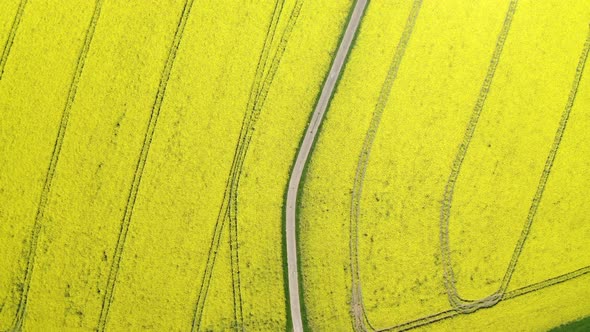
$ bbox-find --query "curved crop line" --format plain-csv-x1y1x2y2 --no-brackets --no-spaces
219,1,305,327
226,1,304,325
498,25,590,294
190,1,286,329
366,25,590,330
376,265,590,332
96,1,195,330
438,0,518,312
228,0,306,265
4,1,104,330
440,11,589,314
349,0,423,331
191,1,305,330
0,0,28,80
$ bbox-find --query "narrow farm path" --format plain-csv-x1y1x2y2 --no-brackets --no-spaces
285,1,368,331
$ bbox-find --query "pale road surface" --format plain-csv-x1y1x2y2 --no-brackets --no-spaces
285,1,368,331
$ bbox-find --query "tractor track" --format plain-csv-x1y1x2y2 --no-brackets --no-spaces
191,1,303,330
0,0,28,80
5,1,104,330
439,4,589,314
348,0,423,330
97,0,196,330
439,0,519,311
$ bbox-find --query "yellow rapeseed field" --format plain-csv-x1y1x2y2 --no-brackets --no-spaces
2,0,589,331
299,0,590,331
0,0,352,331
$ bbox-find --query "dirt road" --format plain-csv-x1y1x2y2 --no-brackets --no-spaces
285,1,368,330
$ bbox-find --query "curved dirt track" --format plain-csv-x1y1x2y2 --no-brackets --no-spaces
285,1,368,331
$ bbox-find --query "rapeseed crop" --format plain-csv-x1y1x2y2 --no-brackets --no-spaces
0,0,352,331
2,0,589,330
299,0,590,331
